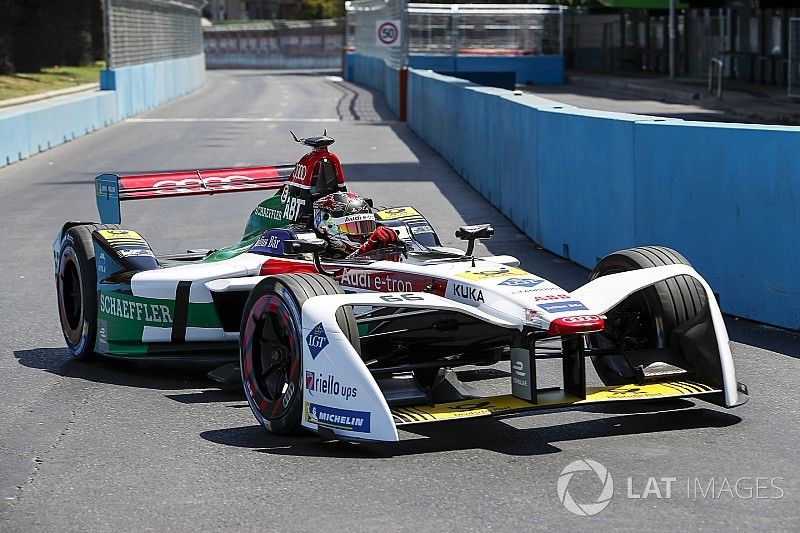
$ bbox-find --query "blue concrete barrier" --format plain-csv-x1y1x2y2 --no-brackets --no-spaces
0,91,117,167
100,54,206,119
344,53,400,117
1,54,205,168
409,54,564,85
407,68,800,330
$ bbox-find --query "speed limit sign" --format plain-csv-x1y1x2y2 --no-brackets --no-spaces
376,20,402,47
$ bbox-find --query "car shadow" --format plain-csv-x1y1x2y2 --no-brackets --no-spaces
14,347,222,392
199,404,740,458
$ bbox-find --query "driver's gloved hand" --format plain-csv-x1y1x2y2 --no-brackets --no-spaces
352,226,399,256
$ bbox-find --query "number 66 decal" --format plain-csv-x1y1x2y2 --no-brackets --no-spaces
379,293,425,302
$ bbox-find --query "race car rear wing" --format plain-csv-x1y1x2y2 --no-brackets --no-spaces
95,164,295,224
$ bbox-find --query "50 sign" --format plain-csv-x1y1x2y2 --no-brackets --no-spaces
376,20,402,47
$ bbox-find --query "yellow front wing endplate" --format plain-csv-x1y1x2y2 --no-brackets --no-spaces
391,380,719,425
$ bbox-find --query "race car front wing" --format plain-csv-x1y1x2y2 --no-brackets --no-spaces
297,265,747,443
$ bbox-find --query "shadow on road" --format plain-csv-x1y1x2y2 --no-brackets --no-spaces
13,347,218,391
200,405,740,458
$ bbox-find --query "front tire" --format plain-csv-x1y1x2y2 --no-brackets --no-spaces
56,223,120,360
239,274,359,435
588,246,706,385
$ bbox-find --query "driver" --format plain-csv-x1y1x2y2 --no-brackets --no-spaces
312,192,400,258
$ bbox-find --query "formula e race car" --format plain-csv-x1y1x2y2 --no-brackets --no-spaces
54,134,748,442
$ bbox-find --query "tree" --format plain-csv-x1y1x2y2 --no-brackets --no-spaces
299,0,345,20
10,0,102,73
0,0,18,73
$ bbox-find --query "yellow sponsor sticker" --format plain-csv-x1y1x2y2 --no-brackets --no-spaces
455,266,528,281
98,229,146,243
375,206,420,221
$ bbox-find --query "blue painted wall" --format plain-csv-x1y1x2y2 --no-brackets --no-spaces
343,52,564,117
344,53,400,117
0,91,118,167
100,54,206,119
409,54,564,85
407,68,800,330
1,54,206,168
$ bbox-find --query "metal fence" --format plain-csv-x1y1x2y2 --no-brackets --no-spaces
346,0,408,68
346,1,563,66
407,3,563,56
106,0,205,68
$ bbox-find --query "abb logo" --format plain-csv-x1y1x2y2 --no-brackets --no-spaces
560,315,602,323
534,293,571,302
152,175,257,193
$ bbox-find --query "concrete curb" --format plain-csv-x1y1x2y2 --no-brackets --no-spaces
0,83,99,110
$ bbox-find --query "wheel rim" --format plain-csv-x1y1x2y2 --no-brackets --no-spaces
594,267,665,350
242,293,301,421
58,248,84,344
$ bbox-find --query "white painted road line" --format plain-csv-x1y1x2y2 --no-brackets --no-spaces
126,117,341,123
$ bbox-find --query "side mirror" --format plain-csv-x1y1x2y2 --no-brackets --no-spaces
284,238,337,277
455,224,494,241
284,238,328,255
455,224,494,256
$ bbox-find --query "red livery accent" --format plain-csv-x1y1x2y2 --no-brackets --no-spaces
118,165,295,201
338,268,442,294
289,148,346,189
259,258,320,276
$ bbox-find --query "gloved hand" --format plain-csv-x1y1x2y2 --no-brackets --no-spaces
352,226,399,256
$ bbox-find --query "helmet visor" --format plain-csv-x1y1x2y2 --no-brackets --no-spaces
330,212,376,237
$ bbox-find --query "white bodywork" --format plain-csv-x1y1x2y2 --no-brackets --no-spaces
297,264,739,442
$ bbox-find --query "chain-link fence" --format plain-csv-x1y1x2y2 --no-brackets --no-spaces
407,3,563,56
106,0,205,68
346,0,407,68
346,1,563,66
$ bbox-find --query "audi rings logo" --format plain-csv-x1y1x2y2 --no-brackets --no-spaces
151,175,256,193
557,459,614,516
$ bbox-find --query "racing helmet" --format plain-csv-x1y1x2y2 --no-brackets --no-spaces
313,192,376,253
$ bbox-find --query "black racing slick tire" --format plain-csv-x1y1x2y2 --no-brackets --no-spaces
56,223,120,360
239,273,360,435
588,246,707,385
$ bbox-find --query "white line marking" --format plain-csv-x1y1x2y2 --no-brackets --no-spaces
126,117,341,123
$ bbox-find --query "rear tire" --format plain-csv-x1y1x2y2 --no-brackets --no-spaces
588,246,706,385
56,223,120,360
239,273,359,435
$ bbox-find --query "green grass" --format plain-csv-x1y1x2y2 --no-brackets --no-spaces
0,61,104,102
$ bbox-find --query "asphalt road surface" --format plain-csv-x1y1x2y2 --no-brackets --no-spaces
0,70,798,532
